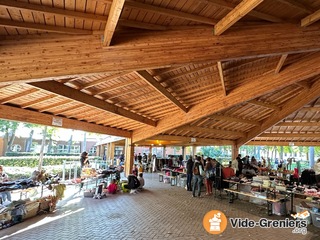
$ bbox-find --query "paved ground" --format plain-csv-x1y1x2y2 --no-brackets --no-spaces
1,173,320,240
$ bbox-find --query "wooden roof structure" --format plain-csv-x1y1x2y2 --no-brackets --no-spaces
1,0,320,149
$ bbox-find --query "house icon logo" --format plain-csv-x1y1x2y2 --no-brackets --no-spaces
203,210,227,234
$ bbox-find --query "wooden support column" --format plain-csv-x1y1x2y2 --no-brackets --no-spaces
192,146,197,157
182,146,186,161
124,138,134,177
231,144,240,160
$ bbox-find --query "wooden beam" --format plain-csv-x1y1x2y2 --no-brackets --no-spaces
3,24,320,83
0,0,107,23
203,0,282,22
177,125,246,137
147,135,234,146
259,133,320,138
0,105,131,138
0,89,38,104
132,52,320,143
275,54,288,73
301,9,320,27
236,80,320,146
0,19,92,35
214,0,264,35
94,79,140,96
29,81,157,127
135,70,188,113
276,122,320,127
103,0,125,46
217,61,226,96
301,107,320,112
247,100,281,111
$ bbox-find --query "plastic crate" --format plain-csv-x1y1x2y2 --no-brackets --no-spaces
311,212,320,228
295,206,312,225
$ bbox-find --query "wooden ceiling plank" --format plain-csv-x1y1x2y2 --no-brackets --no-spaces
248,99,281,111
0,88,38,104
247,141,320,146
94,79,140,95
135,70,188,113
0,19,92,34
178,125,245,137
203,0,282,22
301,9,320,27
210,115,260,126
81,72,130,90
29,81,156,126
0,104,131,137
118,19,167,31
38,100,71,112
237,80,320,146
20,95,57,108
0,0,107,22
275,54,288,73
125,0,216,25
217,61,227,96
276,0,314,14
132,52,320,143
214,0,264,35
103,0,125,47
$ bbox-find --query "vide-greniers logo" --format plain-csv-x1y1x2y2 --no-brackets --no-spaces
203,210,228,234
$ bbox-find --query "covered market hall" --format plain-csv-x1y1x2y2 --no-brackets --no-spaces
1,0,320,239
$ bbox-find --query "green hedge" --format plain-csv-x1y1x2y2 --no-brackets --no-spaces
0,156,102,168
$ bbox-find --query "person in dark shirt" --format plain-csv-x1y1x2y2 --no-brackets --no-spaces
186,157,194,191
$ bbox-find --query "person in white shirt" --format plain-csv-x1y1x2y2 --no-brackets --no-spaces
314,158,320,185
138,173,145,189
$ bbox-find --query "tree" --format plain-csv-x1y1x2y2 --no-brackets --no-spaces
46,127,58,153
23,123,41,152
0,120,20,154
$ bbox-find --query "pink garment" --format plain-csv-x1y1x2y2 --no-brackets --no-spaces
108,183,117,194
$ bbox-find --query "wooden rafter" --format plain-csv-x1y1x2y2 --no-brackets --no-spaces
0,0,107,22
0,19,92,35
275,54,288,73
301,107,320,112
3,24,320,83
203,0,282,22
276,122,320,127
177,125,246,137
147,135,234,146
214,0,264,35
301,9,320,27
103,0,125,47
29,81,157,127
260,133,320,138
248,141,320,146
135,70,188,113
236,80,320,146
0,89,38,104
38,100,71,113
217,61,227,96
132,52,320,143
0,105,131,138
247,100,281,111
20,95,57,108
